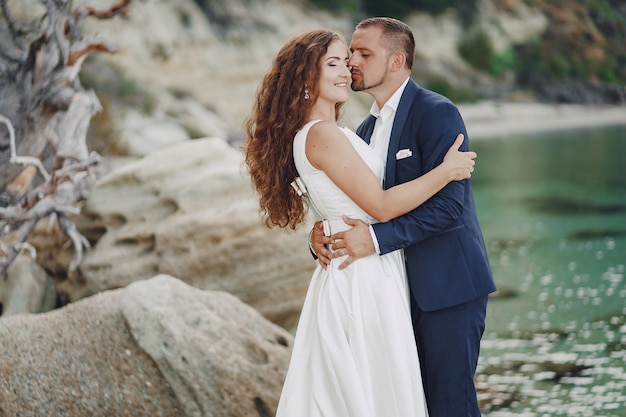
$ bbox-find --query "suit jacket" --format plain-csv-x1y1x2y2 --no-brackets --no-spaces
357,79,496,312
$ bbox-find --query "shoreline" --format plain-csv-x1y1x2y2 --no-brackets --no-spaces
458,102,626,139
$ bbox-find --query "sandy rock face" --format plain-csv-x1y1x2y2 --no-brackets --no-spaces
73,138,315,331
0,275,293,417
0,255,56,316
81,0,352,132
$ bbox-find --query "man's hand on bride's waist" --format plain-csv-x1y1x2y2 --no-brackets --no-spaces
330,215,376,270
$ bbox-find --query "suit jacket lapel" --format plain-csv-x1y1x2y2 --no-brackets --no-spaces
357,114,377,144
385,79,418,188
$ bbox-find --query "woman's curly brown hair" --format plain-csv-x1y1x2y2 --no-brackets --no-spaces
244,30,345,229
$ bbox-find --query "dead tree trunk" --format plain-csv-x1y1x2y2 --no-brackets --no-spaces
0,0,133,276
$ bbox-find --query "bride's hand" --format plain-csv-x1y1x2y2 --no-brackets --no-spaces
443,134,476,180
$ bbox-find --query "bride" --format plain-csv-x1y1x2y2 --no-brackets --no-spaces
244,29,475,417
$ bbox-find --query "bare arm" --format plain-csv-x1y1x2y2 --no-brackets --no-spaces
306,121,474,223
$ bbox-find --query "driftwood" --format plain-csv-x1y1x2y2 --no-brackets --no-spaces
0,0,133,276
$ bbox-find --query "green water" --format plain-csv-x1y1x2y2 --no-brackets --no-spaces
471,125,626,416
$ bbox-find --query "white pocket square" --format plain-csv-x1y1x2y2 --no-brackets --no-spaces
396,149,412,160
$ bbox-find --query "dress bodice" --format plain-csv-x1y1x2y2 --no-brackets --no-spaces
293,120,383,233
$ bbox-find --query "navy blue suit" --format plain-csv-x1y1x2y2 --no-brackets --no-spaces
357,79,496,416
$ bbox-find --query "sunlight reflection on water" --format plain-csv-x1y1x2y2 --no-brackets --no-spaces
471,125,626,416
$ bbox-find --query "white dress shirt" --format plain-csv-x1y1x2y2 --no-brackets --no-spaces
368,77,411,253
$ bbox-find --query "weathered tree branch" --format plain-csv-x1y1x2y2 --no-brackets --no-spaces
0,0,24,50
1,0,133,277
0,114,51,181
68,38,117,66
73,0,132,20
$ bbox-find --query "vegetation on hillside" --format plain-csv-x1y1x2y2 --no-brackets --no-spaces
310,0,477,19
308,0,626,104
515,0,626,103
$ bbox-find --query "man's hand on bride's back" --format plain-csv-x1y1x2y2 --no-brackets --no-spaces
443,133,476,180
331,215,376,270
311,221,332,269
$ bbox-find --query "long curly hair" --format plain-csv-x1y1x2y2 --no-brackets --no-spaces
244,30,345,229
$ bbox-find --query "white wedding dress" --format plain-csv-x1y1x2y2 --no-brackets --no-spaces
275,120,429,417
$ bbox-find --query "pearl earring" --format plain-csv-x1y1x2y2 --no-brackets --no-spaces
304,87,310,100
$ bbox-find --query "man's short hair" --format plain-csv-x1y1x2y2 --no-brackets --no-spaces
356,17,415,69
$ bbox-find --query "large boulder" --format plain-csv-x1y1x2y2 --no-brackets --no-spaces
0,275,292,417
70,137,315,331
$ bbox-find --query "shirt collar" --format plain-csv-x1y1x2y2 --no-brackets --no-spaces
369,77,411,120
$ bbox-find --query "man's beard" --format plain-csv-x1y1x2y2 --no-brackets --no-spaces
351,71,386,92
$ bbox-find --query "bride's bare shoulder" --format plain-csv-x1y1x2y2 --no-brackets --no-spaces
307,121,346,144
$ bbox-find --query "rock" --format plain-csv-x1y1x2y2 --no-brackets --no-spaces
476,0,548,53
541,360,591,380
535,79,626,105
117,108,191,157
0,274,292,417
0,254,57,317
69,137,315,331
80,0,353,132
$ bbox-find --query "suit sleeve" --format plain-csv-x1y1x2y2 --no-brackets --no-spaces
372,100,469,255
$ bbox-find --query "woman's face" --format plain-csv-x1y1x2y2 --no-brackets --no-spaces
315,39,351,105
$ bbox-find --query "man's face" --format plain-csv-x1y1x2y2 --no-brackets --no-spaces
348,26,392,92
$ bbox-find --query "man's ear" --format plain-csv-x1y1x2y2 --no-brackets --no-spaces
390,51,407,72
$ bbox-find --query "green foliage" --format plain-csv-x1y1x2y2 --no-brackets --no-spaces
588,0,626,84
457,28,495,73
512,35,626,88
489,47,515,78
511,0,626,89
514,38,580,85
567,55,588,80
598,61,619,84
513,39,542,85
546,54,569,80
589,0,622,20
330,0,480,20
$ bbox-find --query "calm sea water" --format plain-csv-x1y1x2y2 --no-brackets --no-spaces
471,125,626,416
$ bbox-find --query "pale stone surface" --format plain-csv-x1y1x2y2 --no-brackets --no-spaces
476,0,549,53
0,254,56,317
0,275,292,417
117,109,191,157
81,0,352,131
73,137,315,331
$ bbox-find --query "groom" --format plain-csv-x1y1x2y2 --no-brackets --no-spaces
311,17,496,416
